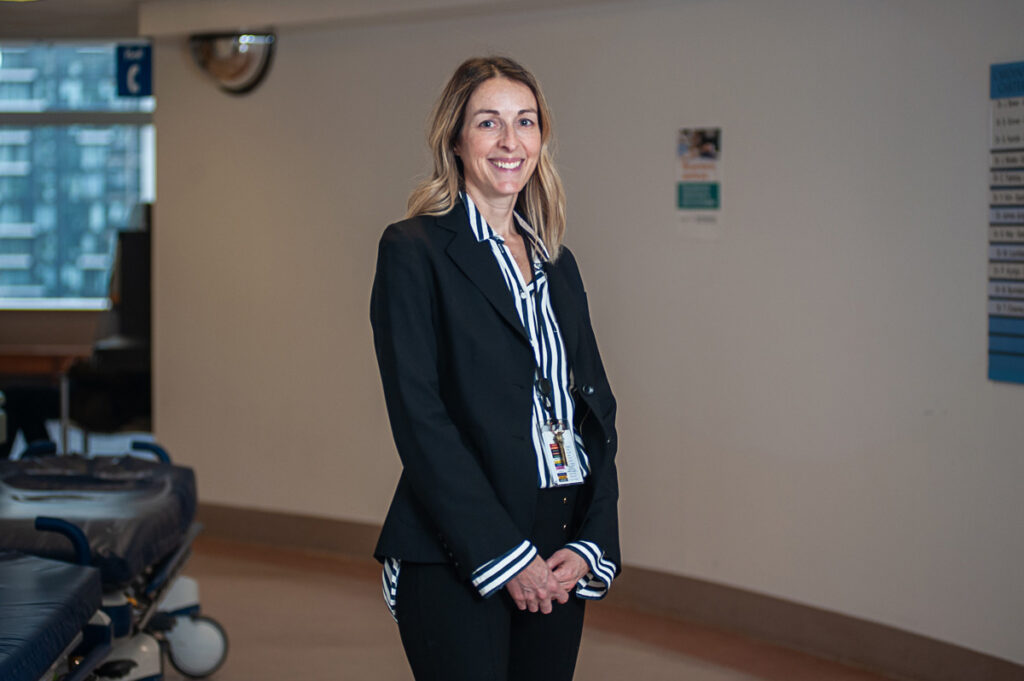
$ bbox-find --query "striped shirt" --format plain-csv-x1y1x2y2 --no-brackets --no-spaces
466,193,590,488
383,194,616,618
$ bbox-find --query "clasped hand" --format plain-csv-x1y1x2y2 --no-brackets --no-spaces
505,550,589,614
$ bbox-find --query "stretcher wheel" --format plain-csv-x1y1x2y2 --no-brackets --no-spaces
164,615,229,678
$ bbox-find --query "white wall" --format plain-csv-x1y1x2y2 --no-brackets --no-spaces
150,0,1024,664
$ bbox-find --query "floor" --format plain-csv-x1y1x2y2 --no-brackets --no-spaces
163,538,897,681
2,429,894,680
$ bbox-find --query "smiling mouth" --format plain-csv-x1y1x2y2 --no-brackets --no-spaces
491,159,523,170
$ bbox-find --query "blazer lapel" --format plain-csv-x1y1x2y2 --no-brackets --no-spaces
543,259,580,361
438,205,529,342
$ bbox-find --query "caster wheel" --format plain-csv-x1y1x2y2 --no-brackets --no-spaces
164,615,228,678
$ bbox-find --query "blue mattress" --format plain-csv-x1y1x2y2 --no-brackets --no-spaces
0,551,102,681
0,455,196,587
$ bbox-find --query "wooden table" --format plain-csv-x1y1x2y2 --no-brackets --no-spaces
0,344,92,454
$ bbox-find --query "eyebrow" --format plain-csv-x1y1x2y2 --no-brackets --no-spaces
469,108,539,117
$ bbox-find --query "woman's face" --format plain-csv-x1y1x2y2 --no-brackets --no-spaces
455,77,541,206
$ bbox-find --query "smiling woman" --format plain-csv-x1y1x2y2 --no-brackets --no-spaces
369,56,620,681
406,56,566,258
454,77,541,210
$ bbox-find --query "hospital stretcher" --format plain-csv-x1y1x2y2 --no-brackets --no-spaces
0,549,109,681
0,443,227,680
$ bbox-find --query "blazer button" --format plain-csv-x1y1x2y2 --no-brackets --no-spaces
581,385,595,395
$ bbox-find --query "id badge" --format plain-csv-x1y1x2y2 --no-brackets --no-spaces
540,419,584,486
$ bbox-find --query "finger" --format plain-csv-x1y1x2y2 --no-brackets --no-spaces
506,581,527,611
536,585,554,614
535,580,554,611
546,549,570,568
541,574,564,605
550,564,571,581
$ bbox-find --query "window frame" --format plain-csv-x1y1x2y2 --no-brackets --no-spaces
0,41,155,312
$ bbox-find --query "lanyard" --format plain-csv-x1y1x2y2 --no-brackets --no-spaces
523,239,557,421
522,235,585,486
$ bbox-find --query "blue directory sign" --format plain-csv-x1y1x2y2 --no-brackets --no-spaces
117,44,152,97
988,61,1024,383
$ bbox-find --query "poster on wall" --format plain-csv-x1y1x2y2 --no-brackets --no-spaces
676,127,721,239
988,61,1024,383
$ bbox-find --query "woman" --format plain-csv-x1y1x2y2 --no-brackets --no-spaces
370,56,620,681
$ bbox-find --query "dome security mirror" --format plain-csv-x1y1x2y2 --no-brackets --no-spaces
188,31,276,95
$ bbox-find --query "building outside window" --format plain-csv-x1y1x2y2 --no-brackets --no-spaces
0,42,154,309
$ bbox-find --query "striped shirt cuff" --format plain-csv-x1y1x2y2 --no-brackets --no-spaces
565,540,617,600
471,540,538,598
382,557,400,622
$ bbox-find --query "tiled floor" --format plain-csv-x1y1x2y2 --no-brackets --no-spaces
164,538,894,681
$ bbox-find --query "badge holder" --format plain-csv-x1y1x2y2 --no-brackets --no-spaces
536,377,584,486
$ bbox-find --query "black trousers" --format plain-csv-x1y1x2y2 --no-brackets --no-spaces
396,486,586,681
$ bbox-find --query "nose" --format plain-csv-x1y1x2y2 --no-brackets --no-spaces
498,124,518,150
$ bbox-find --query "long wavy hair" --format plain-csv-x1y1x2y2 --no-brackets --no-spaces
406,56,567,259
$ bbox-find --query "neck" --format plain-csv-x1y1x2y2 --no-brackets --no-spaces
466,189,517,238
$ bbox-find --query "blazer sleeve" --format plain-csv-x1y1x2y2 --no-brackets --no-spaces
560,248,622,577
370,223,529,579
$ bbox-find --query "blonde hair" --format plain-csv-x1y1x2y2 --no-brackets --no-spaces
406,56,567,258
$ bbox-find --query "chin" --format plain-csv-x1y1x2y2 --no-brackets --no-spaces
481,186,523,199
496,180,529,195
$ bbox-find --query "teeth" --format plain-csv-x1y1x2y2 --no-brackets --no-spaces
493,160,522,169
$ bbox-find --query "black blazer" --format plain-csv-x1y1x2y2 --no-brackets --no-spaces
370,201,620,583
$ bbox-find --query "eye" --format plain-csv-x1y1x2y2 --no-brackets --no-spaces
518,118,536,127
479,119,497,128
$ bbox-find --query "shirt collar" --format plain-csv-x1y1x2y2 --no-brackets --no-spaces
461,191,550,263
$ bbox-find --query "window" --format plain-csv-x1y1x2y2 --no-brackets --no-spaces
0,42,154,310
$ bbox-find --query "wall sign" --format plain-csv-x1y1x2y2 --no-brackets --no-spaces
117,44,152,97
677,127,721,239
989,61,1024,383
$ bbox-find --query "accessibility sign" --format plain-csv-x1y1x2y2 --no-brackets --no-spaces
117,44,152,97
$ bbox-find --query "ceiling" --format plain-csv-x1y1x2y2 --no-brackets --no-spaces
0,0,144,39
1,0,616,41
